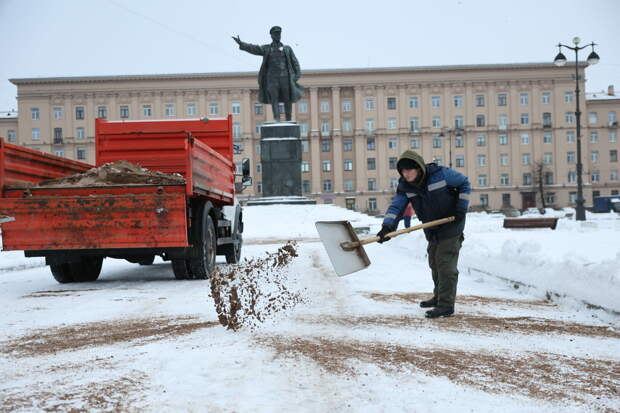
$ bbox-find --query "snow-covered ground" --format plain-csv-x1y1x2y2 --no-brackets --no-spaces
1,205,619,412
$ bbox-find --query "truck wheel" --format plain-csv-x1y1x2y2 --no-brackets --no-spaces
224,227,242,264
172,259,192,280
50,264,74,283
50,257,103,283
189,204,216,279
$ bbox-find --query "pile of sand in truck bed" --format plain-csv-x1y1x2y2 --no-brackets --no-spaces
34,160,185,188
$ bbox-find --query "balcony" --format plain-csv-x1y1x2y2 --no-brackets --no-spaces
543,122,553,129
53,138,64,145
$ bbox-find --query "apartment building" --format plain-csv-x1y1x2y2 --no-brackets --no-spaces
6,63,620,211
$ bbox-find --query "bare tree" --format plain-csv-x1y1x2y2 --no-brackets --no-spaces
532,160,548,212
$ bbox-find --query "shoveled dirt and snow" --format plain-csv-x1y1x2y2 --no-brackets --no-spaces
0,205,619,412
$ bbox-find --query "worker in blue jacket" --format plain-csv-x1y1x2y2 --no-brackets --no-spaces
377,150,471,318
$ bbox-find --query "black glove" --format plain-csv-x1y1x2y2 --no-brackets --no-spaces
454,210,466,222
376,225,394,243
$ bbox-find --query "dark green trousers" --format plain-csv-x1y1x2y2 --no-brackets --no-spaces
427,233,464,308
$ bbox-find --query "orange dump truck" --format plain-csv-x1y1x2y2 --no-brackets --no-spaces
0,116,248,283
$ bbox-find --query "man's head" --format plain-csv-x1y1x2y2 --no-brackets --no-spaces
397,150,426,187
270,26,282,43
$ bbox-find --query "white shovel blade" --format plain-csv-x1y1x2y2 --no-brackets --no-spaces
0,215,15,224
315,221,371,277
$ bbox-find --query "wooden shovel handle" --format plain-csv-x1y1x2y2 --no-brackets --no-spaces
353,216,455,248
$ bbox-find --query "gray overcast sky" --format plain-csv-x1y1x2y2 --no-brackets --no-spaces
1,0,619,111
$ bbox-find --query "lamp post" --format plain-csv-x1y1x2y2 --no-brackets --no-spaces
439,127,464,168
553,37,600,221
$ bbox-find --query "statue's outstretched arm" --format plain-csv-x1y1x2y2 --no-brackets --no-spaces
233,36,264,56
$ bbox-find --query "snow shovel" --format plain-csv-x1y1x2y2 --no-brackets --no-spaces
316,216,455,276
0,215,15,224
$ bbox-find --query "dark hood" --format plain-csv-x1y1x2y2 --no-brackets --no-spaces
398,150,427,188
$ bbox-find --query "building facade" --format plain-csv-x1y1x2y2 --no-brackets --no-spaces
6,63,620,211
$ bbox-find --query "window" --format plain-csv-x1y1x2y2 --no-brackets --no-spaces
590,131,598,143
255,143,261,154
97,106,108,119
520,113,529,125
343,139,353,151
257,182,262,193
302,180,310,193
76,127,85,140
186,103,197,116
256,163,262,173
31,128,40,140
500,154,509,166
431,96,441,108
475,95,485,107
387,97,397,110
499,134,508,145
368,178,376,191
366,119,375,134
409,96,419,108
75,106,85,120
500,174,509,185
164,104,175,117
233,142,243,154
344,159,353,170
54,149,64,157
589,112,598,124
610,131,617,143
299,122,308,137
565,112,574,124
612,170,619,181
344,179,354,192
455,134,464,147
543,152,552,164
254,104,263,115
301,161,310,172
544,172,554,185
522,153,531,165
498,114,508,130
454,116,464,129
321,120,330,136
480,194,489,206
520,93,529,105
367,138,375,150
321,140,331,152
120,105,129,119
609,111,617,124
320,101,330,113
76,147,86,160
502,193,511,207
410,136,420,149
365,98,375,110
611,150,618,162
142,105,152,117
566,131,575,143
455,155,464,167
432,116,441,129
342,100,352,112
368,198,377,211
231,102,241,115
543,133,552,144
477,135,486,147
497,93,507,106
7,130,16,143
477,154,487,166
31,108,40,120
390,178,398,189
343,119,352,132
545,192,555,204
232,122,241,138
564,92,573,104
523,173,532,185
410,117,419,132
542,112,552,127
542,92,551,104
567,151,576,163
322,160,331,172
387,118,397,130
521,134,529,144
568,171,577,183
367,158,376,170
209,103,218,115
478,175,488,186
592,170,600,183
53,128,62,143
476,115,485,127
433,135,442,148
453,95,463,107
388,138,398,149
301,140,309,153
53,107,62,120
389,157,397,169
298,101,308,113
323,180,332,192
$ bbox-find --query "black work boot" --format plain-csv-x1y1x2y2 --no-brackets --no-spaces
419,297,438,308
425,306,454,319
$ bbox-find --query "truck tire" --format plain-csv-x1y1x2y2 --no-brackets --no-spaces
172,259,192,280
50,256,103,283
224,225,242,264
188,203,216,279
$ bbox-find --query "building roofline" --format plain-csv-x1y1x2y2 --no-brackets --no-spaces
9,62,587,85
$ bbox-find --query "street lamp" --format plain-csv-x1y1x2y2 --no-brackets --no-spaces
553,37,600,221
439,127,464,168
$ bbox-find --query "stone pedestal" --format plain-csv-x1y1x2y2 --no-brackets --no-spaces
260,122,302,197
